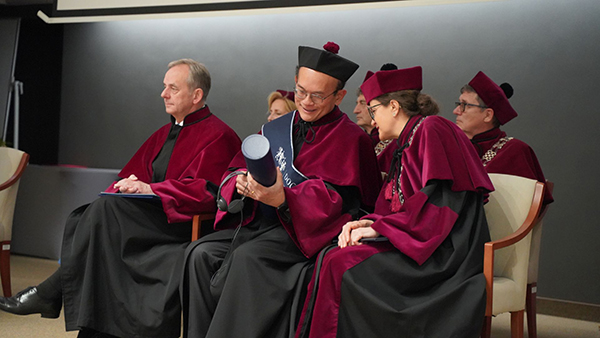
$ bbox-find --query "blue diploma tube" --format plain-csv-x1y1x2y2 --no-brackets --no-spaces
242,134,277,187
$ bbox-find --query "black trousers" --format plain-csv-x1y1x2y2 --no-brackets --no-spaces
181,221,311,338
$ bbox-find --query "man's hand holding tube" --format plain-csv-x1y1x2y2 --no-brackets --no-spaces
236,168,285,208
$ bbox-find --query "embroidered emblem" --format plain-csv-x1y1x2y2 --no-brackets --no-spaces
274,146,297,187
374,139,393,156
274,147,287,172
482,137,513,167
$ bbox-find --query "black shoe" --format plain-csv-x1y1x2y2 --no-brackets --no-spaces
78,328,119,338
0,286,61,318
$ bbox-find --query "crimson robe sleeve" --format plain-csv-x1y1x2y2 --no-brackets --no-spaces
105,113,241,224
153,133,241,223
281,180,351,258
366,180,472,265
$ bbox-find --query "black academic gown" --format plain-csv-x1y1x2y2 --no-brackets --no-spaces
60,107,241,338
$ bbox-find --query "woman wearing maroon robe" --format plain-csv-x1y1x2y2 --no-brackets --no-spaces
296,66,494,338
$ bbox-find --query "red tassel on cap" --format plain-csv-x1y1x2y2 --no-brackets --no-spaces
323,42,340,54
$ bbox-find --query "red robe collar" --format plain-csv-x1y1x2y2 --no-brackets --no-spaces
470,127,506,157
174,105,212,126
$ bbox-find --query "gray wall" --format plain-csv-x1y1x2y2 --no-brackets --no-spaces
56,0,600,305
12,165,119,259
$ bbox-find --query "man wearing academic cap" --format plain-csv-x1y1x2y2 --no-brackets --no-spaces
180,42,381,338
453,71,553,205
0,59,241,338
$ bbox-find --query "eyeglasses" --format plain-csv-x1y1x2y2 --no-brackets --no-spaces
454,101,487,112
367,103,382,120
294,87,337,104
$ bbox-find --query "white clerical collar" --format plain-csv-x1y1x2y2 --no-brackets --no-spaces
176,105,206,126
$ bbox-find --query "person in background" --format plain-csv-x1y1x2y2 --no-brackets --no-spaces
267,89,296,122
180,42,381,338
353,72,378,146
295,66,492,338
453,71,553,205
0,59,241,338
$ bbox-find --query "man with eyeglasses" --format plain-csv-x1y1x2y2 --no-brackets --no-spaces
354,64,401,178
180,42,381,338
453,71,553,205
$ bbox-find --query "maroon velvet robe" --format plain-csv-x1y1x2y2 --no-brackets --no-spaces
104,107,242,222
62,106,241,338
214,107,381,258
471,127,553,205
296,115,493,338
367,127,380,147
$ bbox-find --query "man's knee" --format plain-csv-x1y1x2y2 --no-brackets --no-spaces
88,195,124,213
186,241,229,273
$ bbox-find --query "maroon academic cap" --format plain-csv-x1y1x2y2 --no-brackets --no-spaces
298,42,359,83
360,66,423,103
362,70,375,83
361,63,397,86
468,71,518,125
276,89,295,101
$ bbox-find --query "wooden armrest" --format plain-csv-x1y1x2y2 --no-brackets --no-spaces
0,152,29,191
486,182,545,251
192,212,216,241
484,181,545,316
537,180,554,220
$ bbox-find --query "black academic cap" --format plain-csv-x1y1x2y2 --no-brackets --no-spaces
298,42,359,83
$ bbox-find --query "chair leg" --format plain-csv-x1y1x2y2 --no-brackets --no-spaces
481,315,492,338
526,283,537,338
510,310,524,338
0,241,11,297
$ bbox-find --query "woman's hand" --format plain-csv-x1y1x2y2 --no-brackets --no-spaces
338,219,379,248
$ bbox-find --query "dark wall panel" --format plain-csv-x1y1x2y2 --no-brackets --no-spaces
0,18,19,141
58,0,600,304
1,5,61,164
14,18,63,164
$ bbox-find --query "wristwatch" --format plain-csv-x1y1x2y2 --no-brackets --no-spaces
277,200,291,223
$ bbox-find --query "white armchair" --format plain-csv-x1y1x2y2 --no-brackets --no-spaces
0,146,30,297
481,174,545,338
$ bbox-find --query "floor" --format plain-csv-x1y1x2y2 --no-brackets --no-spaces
1,255,599,337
